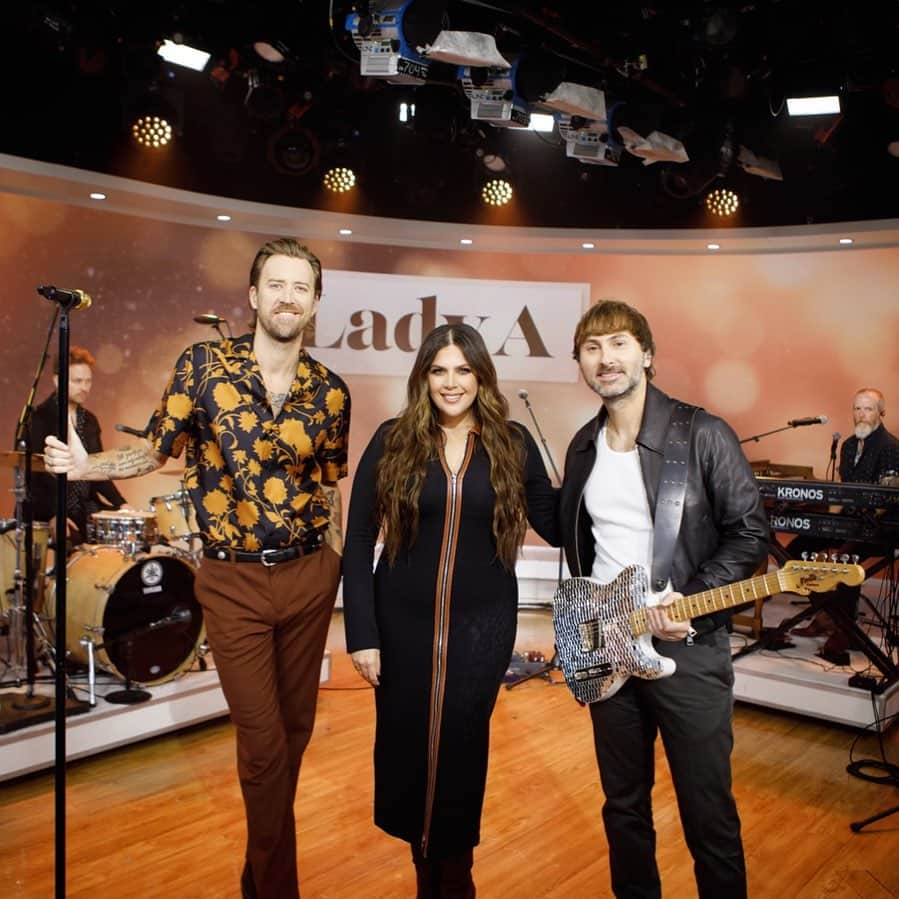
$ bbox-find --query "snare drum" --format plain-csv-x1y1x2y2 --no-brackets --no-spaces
0,523,50,612
45,546,204,685
87,510,157,549
149,490,197,541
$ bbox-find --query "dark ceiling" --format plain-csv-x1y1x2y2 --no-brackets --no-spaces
7,1,899,230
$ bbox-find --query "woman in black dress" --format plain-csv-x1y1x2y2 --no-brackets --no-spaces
342,324,558,897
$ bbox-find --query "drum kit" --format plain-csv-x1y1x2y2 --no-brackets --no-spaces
1,454,207,705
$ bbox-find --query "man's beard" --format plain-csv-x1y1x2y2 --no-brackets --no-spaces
854,422,877,440
258,309,304,342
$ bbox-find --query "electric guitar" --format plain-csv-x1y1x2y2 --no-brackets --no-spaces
552,559,865,704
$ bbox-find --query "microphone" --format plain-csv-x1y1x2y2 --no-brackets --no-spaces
115,423,147,438
0,518,17,535
149,607,192,630
829,432,841,458
518,389,529,401
787,415,828,427
193,312,228,325
37,285,92,310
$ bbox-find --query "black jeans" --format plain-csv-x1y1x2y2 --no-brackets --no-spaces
589,627,746,899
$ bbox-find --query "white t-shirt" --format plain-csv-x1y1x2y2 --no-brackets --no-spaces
584,425,654,584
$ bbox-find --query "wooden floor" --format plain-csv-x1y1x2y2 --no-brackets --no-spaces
1,610,898,899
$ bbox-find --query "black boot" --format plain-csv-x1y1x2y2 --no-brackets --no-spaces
437,849,475,899
411,844,439,899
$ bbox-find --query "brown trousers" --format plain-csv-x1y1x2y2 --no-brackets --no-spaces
194,545,341,899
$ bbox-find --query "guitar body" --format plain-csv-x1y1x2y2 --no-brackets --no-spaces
552,566,676,704
552,558,865,705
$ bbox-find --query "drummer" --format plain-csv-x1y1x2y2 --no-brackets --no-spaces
29,346,127,548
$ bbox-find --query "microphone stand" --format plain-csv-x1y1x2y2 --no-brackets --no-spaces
739,422,808,445
507,392,564,690
96,610,191,704
194,314,232,340
52,297,75,899
827,438,840,482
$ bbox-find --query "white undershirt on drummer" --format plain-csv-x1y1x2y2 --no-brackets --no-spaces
585,425,654,585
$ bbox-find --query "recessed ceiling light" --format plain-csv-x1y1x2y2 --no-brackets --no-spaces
216,214,232,222
582,242,595,249
707,243,720,250
339,228,353,235
89,192,106,200
460,238,473,245
839,237,853,245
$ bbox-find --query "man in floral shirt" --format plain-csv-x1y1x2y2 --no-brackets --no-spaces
44,238,350,899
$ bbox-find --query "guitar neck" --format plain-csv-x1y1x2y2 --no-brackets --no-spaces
631,570,782,635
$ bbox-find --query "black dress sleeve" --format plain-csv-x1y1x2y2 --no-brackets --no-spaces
514,422,561,547
342,421,391,654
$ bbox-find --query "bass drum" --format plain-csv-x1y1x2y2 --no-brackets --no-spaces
46,547,204,685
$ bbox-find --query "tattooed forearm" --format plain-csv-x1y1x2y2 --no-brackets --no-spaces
87,445,165,480
322,483,344,554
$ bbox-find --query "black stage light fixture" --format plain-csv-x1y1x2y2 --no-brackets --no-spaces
245,68,285,121
268,126,320,176
346,0,446,84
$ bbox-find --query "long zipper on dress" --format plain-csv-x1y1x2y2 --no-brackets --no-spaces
421,433,474,858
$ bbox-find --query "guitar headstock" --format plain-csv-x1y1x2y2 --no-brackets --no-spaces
780,559,865,595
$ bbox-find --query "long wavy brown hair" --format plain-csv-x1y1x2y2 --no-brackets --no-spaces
376,324,527,570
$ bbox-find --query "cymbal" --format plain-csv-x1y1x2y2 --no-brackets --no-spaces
0,452,47,473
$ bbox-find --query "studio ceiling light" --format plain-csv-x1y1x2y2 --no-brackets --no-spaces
157,39,210,72
482,178,513,206
786,95,841,116
705,188,739,217
132,115,172,149
323,166,356,193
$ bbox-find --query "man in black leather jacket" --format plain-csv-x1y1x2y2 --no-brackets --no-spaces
559,300,768,899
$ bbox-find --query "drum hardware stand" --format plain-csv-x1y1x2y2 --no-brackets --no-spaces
102,630,152,705
8,306,60,713
507,390,564,690
78,636,98,707
96,607,194,704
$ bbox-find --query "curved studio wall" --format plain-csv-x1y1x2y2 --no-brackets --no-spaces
1,157,897,527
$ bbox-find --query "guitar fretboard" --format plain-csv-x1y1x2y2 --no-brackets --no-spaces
630,570,783,635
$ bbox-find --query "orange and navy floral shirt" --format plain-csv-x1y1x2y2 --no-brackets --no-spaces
146,334,350,551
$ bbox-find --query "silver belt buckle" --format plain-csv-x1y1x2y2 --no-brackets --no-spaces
260,549,279,567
